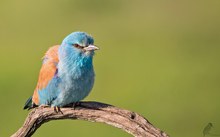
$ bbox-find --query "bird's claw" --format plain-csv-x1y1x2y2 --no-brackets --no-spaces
72,102,81,110
54,106,63,114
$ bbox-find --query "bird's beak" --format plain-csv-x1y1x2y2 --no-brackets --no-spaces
84,45,99,51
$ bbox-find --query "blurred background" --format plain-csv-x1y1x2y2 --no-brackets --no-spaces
0,0,220,137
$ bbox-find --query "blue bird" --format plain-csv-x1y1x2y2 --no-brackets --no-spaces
24,32,99,109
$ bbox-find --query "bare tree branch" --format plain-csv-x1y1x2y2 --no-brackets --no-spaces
11,101,169,137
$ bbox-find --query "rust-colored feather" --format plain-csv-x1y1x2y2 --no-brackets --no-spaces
32,45,59,105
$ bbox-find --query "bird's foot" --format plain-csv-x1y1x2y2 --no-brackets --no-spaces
53,106,63,114
72,102,81,110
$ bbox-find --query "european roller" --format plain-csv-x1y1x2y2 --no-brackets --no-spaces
23,32,99,110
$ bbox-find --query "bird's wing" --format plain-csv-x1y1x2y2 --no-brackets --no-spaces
32,45,60,105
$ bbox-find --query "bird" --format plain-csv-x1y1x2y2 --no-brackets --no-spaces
23,32,99,110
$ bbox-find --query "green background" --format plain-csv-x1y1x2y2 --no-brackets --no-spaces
0,0,220,137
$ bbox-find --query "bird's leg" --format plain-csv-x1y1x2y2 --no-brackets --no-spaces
54,106,58,113
58,107,63,114
72,102,81,110
53,106,63,114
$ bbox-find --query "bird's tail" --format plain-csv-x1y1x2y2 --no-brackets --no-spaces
23,96,34,110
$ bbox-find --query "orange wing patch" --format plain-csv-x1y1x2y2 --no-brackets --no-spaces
32,45,60,105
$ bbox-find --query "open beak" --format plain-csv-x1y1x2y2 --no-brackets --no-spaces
84,45,99,51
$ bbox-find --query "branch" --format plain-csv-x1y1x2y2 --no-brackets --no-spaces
12,101,169,137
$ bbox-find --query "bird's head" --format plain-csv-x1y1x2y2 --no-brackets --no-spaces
61,32,99,55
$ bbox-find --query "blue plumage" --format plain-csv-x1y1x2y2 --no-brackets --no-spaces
24,32,99,109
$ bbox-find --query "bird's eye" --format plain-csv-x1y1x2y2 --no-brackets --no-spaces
73,44,80,48
73,44,84,50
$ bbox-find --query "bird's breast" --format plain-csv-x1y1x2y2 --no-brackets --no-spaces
58,58,95,99
57,68,94,105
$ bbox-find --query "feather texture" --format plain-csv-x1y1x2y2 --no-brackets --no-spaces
32,45,59,105
24,32,98,109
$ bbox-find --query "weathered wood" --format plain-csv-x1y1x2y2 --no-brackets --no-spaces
11,101,169,137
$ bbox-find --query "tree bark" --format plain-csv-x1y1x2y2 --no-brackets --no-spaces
11,101,169,137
